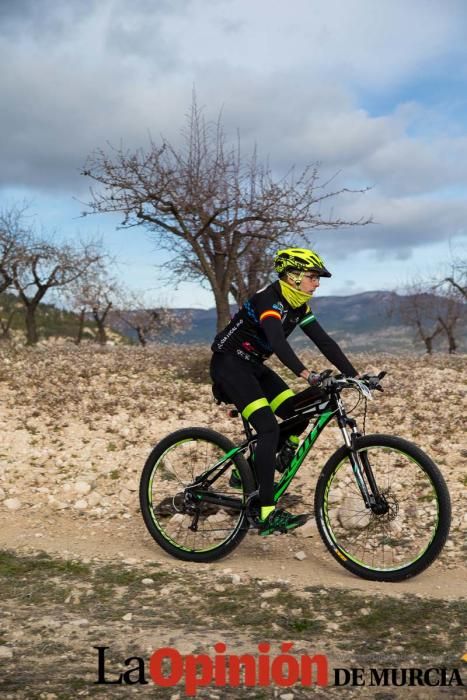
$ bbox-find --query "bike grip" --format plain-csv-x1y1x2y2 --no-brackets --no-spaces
320,368,333,379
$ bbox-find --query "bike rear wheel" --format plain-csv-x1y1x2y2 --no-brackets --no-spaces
315,434,451,581
140,427,255,562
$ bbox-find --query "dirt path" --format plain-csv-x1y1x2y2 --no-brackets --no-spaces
1,513,466,700
3,511,465,601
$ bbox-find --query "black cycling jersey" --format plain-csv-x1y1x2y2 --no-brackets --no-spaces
211,280,357,377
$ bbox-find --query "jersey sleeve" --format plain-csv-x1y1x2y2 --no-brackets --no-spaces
298,304,317,329
300,313,358,377
255,288,306,376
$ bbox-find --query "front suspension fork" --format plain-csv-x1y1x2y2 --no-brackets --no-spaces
338,417,381,509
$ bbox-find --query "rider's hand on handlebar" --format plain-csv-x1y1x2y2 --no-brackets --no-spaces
360,371,386,391
303,368,334,389
306,371,322,387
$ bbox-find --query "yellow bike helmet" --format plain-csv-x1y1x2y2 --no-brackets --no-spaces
274,247,331,277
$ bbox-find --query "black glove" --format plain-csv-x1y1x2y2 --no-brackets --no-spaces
307,371,321,387
360,373,385,391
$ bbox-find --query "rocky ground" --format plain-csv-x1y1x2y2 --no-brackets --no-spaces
0,343,466,698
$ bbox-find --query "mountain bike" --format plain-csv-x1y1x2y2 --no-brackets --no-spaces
139,372,451,581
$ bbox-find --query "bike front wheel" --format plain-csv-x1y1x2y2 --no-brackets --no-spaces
140,427,255,562
315,434,451,582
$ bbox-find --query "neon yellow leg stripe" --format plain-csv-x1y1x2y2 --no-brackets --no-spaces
270,389,295,413
260,505,275,521
242,398,270,420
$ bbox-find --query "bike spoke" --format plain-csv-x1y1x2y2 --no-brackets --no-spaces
148,438,245,553
324,446,440,572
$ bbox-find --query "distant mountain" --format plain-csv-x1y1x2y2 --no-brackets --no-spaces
136,291,465,352
2,289,463,352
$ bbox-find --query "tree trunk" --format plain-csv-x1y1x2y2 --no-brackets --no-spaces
214,292,232,333
75,308,86,345
24,304,39,345
96,320,107,345
136,327,147,346
0,309,15,341
92,305,110,345
424,336,433,354
438,317,458,354
445,328,457,354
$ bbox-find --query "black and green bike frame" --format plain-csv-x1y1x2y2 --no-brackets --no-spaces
187,386,380,511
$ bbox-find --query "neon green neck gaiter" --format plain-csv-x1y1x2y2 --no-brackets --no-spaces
279,280,312,309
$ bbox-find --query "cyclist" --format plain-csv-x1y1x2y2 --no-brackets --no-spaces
210,247,358,536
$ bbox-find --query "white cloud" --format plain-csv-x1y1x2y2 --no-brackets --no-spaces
0,0,466,264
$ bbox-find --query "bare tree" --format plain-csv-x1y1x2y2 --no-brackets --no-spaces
0,203,30,295
431,252,466,352
393,282,443,354
82,97,371,330
437,296,463,354
14,241,103,345
69,268,118,345
0,206,102,344
113,291,191,346
111,288,190,346
392,277,465,354
229,237,277,304
443,255,466,300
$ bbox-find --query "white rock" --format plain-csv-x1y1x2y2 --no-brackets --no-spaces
327,622,339,631
122,613,133,621
0,646,13,659
337,496,371,530
87,492,102,507
294,550,307,561
74,499,88,510
53,501,68,510
230,573,241,584
280,694,295,700
142,578,154,585
4,498,21,511
295,520,316,538
207,512,226,523
74,481,92,495
169,514,185,524
127,479,138,492
69,618,89,627
260,588,280,599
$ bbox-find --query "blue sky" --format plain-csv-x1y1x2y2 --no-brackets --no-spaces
1,0,466,308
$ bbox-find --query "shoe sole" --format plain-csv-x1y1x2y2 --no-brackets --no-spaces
259,518,309,537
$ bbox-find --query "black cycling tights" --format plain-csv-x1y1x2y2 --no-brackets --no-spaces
210,352,308,506
249,399,308,504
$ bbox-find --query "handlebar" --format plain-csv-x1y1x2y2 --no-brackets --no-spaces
317,370,386,398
